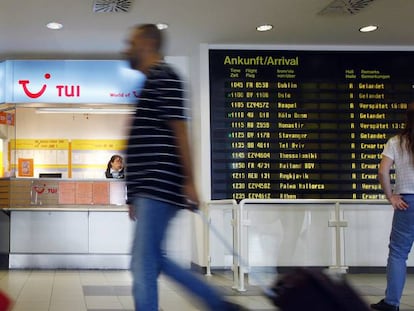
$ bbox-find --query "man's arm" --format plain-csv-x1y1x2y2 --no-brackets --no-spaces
169,119,199,209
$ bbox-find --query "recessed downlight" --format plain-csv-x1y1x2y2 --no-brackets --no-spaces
359,25,378,33
46,22,63,30
256,24,273,32
156,23,168,30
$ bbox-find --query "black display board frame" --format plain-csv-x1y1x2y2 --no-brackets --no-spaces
208,47,414,201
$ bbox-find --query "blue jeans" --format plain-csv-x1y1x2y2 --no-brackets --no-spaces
385,194,414,306
130,197,226,311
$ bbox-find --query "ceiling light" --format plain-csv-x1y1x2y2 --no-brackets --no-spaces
359,25,378,33
46,22,63,30
256,24,273,32
156,23,169,30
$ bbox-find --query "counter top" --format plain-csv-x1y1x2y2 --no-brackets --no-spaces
0,178,127,208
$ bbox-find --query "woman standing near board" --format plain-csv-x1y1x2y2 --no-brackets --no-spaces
372,105,414,311
105,154,125,179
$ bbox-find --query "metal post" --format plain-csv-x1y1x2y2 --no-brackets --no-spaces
328,202,348,273
238,200,246,291
232,202,239,289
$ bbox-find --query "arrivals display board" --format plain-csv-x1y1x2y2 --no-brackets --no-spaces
209,49,414,200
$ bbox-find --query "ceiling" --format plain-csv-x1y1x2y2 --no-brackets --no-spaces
0,0,412,59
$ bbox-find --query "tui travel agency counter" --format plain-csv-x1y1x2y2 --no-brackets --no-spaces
0,58,190,269
0,59,141,269
0,178,133,269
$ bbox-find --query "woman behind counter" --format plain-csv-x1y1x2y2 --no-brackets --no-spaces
105,155,125,179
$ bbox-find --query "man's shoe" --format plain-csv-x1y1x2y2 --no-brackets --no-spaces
370,299,399,311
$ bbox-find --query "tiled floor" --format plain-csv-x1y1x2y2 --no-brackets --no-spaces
1,269,414,310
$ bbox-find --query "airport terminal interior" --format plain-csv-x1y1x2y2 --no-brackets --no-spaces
2,0,414,310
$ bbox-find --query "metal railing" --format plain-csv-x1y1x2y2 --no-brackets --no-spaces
204,200,238,289
205,199,390,292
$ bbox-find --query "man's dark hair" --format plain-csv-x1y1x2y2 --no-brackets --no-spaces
136,24,163,52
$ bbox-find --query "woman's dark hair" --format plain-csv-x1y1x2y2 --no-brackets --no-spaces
105,155,123,178
399,108,414,163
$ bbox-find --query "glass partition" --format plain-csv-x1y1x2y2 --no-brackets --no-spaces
10,104,134,179
0,104,16,177
206,200,396,292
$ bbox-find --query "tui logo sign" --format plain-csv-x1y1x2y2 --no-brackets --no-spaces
18,72,80,99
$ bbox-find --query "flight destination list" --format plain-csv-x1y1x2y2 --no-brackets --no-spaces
209,49,414,200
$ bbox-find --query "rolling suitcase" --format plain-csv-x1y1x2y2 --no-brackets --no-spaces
267,267,370,311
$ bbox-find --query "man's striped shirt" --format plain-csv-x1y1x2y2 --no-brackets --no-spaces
126,62,188,207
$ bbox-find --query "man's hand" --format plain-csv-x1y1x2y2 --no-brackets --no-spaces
184,180,199,212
